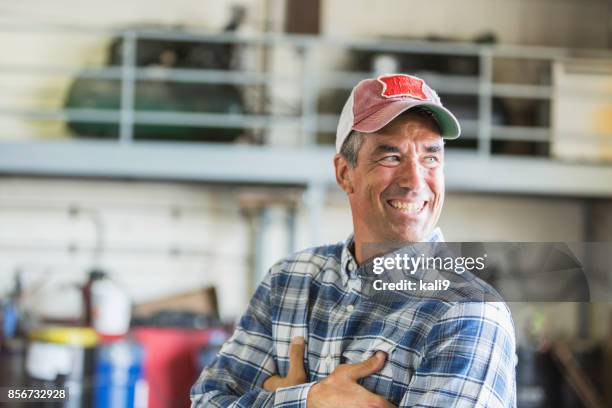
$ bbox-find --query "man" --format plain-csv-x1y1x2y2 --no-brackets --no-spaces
191,74,516,407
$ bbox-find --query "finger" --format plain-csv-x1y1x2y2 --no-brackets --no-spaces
287,336,306,381
344,351,386,381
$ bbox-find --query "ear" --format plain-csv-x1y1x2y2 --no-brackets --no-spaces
334,154,354,194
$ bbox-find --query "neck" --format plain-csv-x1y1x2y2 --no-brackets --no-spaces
352,233,402,265
352,228,439,265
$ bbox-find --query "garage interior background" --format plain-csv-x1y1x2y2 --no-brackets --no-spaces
1,0,612,407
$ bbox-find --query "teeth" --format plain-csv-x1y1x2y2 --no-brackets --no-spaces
390,200,424,213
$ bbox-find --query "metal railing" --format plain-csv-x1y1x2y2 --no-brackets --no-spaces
2,24,612,157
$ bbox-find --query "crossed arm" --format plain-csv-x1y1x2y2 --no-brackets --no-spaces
190,271,516,407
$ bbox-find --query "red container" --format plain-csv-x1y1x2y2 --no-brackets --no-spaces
133,327,226,408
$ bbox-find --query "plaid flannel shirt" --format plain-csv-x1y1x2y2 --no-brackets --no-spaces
191,229,517,407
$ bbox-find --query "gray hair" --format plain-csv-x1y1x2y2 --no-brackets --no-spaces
339,130,366,168
339,107,441,168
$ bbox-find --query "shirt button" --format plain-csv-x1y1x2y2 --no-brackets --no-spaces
325,355,333,365
346,304,354,313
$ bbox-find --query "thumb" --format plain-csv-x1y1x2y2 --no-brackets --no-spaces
345,351,386,381
287,336,306,380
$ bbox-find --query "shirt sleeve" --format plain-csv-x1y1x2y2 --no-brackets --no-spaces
400,301,517,408
190,269,313,408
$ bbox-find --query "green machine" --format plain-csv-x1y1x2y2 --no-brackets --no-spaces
65,77,245,142
65,17,248,143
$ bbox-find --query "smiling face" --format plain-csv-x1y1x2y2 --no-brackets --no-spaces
334,111,445,261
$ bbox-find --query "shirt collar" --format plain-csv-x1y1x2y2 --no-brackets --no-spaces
340,227,445,285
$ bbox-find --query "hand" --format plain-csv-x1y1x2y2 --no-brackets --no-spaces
306,351,397,408
263,336,307,391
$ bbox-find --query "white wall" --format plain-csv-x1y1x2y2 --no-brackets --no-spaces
440,193,585,241
322,0,609,48
0,0,262,31
0,177,251,320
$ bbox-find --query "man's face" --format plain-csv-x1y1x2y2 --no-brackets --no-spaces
336,113,445,245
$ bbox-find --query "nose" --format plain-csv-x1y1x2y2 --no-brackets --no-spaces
396,156,425,192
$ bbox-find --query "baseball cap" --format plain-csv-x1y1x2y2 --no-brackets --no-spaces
335,73,461,153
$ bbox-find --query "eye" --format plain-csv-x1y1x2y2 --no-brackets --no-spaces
379,155,400,166
423,156,440,167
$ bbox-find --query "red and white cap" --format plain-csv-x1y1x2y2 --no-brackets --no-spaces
336,73,461,153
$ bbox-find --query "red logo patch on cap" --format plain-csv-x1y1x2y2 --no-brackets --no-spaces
377,74,428,100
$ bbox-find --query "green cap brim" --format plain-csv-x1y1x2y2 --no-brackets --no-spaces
417,104,461,139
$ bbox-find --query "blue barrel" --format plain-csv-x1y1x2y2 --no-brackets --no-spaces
94,340,145,408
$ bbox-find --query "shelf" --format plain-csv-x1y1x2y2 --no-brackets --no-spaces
1,140,612,198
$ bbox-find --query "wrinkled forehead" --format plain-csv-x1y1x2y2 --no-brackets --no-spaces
363,131,445,155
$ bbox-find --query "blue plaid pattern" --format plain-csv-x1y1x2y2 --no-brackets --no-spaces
191,229,517,407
